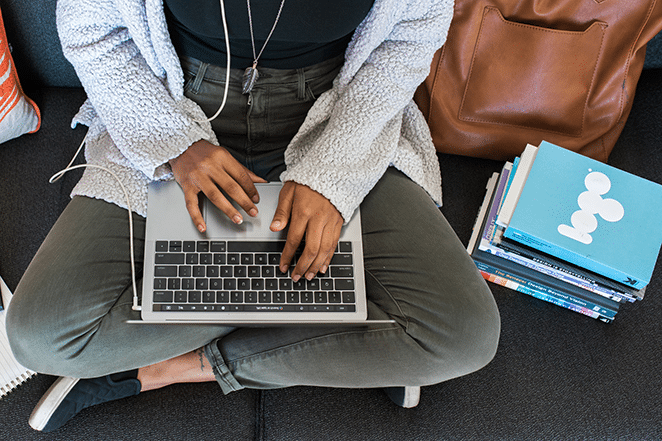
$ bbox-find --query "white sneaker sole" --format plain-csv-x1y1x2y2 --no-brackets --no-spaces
29,376,80,431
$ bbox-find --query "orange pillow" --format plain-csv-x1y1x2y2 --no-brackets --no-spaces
0,7,40,144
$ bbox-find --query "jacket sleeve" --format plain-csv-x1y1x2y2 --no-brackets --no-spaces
56,0,213,180
280,0,453,221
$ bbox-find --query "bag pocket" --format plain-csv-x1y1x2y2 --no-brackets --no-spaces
459,7,606,136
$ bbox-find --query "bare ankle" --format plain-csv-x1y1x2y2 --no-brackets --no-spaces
137,349,216,392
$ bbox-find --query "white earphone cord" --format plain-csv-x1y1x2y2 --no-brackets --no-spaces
49,0,233,313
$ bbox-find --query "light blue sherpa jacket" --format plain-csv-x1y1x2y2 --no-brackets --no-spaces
56,0,453,220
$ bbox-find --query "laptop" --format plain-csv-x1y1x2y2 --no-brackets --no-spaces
135,180,392,325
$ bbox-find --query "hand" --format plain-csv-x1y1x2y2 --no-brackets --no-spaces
169,140,267,232
270,182,343,281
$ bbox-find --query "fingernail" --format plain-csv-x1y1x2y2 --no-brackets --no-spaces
198,224,205,233
233,214,243,224
252,195,260,203
249,208,258,217
305,272,315,281
271,221,281,230
280,264,288,273
292,274,301,282
320,265,328,274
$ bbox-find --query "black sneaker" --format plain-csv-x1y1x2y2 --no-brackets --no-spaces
29,373,141,432
383,386,421,408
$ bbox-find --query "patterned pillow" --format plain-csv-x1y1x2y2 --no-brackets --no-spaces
0,7,40,144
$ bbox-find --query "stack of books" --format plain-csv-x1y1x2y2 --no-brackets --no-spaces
468,141,662,323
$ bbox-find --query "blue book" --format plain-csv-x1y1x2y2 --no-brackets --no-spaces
504,141,662,289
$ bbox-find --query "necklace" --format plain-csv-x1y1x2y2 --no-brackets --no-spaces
242,0,286,94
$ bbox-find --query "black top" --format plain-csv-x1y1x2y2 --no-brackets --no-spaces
164,0,375,69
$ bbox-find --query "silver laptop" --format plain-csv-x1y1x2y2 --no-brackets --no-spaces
137,180,389,325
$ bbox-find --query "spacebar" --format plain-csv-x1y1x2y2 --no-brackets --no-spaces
228,241,286,252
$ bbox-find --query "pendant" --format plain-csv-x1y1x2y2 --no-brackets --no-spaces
242,64,259,94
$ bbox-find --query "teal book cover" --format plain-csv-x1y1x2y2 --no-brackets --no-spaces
504,141,662,289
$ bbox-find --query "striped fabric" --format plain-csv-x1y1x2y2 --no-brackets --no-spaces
0,7,40,144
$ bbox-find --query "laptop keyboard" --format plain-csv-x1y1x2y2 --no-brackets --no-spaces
151,240,357,313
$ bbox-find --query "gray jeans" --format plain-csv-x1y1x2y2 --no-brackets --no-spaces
7,57,500,394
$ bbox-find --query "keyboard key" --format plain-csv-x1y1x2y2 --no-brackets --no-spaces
339,242,352,253
234,266,247,277
197,241,209,252
224,279,236,290
179,266,192,277
174,291,187,303
167,278,180,290
169,241,182,252
265,279,278,290
342,292,356,304
330,254,353,265
251,279,264,290
156,241,168,252
301,292,314,303
335,279,355,291
259,291,271,303
193,266,205,277
154,278,167,290
200,253,212,264
315,292,327,303
220,266,232,277
203,291,215,303
248,266,260,277
182,278,195,290
331,266,353,278
229,241,286,252
273,291,285,303
183,241,196,252
155,253,185,264
320,279,333,290
189,291,202,303
238,279,250,290
154,266,177,277
214,253,226,264
153,291,173,303
328,292,341,303
231,291,243,303
241,254,253,264
217,291,229,303
210,241,226,252
186,254,198,265
245,291,257,303
336,305,356,312
196,279,208,290
210,278,223,290
206,266,219,277
227,254,240,264
287,292,299,303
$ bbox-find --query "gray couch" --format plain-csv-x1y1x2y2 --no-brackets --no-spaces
1,0,662,439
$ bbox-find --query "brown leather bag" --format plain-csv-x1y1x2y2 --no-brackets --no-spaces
415,1,662,162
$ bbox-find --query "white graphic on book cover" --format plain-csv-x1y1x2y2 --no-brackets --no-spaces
558,171,624,244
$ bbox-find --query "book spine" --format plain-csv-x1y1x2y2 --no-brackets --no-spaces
504,228,647,290
483,243,632,303
497,238,640,298
475,261,613,323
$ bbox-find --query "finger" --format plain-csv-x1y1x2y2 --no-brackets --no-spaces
226,165,263,206
182,187,206,232
296,217,341,280
318,222,343,275
199,182,245,225
214,177,259,218
247,169,268,184
280,215,306,276
271,183,295,232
